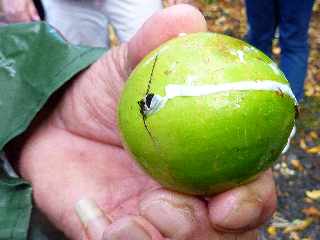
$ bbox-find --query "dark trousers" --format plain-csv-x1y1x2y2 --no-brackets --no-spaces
245,0,314,102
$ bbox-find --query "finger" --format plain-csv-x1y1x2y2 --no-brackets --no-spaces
103,216,163,240
208,170,277,232
75,198,112,240
218,230,259,240
128,4,207,68
89,4,206,92
6,11,32,22
27,1,40,21
75,199,162,240
140,189,215,240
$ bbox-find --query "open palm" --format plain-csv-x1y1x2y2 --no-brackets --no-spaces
12,5,276,240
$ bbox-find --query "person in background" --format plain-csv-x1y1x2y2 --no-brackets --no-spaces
1,0,163,48
245,0,315,102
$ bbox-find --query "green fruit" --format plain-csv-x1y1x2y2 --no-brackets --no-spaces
118,32,296,196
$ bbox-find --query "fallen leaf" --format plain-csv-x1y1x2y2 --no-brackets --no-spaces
306,190,320,200
309,131,318,139
267,226,277,236
302,207,320,218
289,232,300,240
108,25,119,48
283,218,313,233
304,197,314,204
306,145,320,154
291,159,304,171
299,139,308,150
315,71,320,81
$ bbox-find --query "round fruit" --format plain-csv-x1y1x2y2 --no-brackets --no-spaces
118,32,297,196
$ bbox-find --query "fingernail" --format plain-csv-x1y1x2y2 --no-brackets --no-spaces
210,193,238,223
106,219,151,240
75,198,111,239
140,200,194,238
75,199,105,227
211,192,262,230
32,15,40,21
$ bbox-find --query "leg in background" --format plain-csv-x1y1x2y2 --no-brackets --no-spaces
244,0,277,58
278,0,315,102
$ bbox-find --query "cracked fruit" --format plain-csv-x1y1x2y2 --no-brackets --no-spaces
118,32,296,196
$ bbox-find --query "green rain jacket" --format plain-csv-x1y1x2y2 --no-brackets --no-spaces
0,22,105,240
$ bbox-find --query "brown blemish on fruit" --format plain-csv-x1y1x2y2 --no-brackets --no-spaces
204,57,211,64
256,56,265,62
164,69,172,75
276,88,284,97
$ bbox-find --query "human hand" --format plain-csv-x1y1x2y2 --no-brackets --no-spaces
11,5,276,240
1,0,40,23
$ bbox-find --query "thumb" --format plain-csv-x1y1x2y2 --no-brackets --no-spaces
75,199,111,240
27,1,40,21
127,4,207,68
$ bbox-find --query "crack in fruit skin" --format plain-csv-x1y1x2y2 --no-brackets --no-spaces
138,54,159,144
139,80,297,120
138,54,159,118
146,54,158,95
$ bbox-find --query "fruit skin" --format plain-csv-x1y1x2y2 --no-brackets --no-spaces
118,32,296,196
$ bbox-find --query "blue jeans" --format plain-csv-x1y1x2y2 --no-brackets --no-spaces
245,0,314,102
